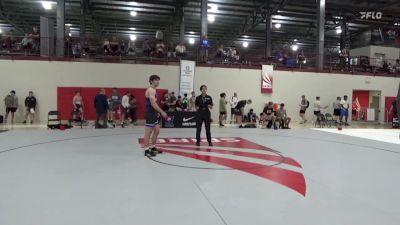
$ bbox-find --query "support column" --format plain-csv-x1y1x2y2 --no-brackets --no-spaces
56,0,65,57
40,16,55,56
265,12,272,59
316,0,325,71
200,0,207,39
80,0,86,47
180,7,185,43
339,20,347,51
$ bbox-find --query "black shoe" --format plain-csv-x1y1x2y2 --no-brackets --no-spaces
152,147,163,154
113,123,116,128
239,125,244,128
145,149,157,157
22,120,26,124
208,142,213,147
196,142,200,146
30,121,33,124
121,123,125,128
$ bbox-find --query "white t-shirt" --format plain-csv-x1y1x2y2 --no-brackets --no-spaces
340,99,349,110
122,95,130,108
314,100,321,111
230,96,238,108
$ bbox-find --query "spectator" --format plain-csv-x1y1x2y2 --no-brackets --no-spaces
30,26,40,53
339,49,348,71
142,39,151,57
156,40,165,57
109,88,122,127
23,91,37,124
176,96,184,111
103,39,110,54
161,92,169,111
388,63,394,73
120,92,131,128
247,108,258,123
4,90,18,124
395,59,400,74
234,99,252,128
120,40,126,55
382,61,389,73
109,37,120,55
313,96,328,123
21,34,33,53
94,89,109,129
175,42,187,58
276,103,291,129
262,101,277,129
333,96,342,123
297,50,305,64
129,95,137,125
168,92,177,112
127,40,136,56
340,95,350,126
299,95,309,124
219,93,227,127
276,50,287,64
167,42,176,58
215,44,224,62
200,35,209,63
182,93,189,111
229,92,238,124
188,91,196,111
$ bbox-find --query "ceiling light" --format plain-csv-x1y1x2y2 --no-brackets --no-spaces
130,11,137,17
294,39,298,42
291,44,298,51
189,38,195,45
130,34,137,41
208,15,215,23
65,24,73,27
274,23,281,29
336,27,342,34
189,31,195,34
209,4,218,12
243,35,249,38
68,33,72,37
242,42,249,48
41,1,53,10
129,27,136,30
0,29,2,34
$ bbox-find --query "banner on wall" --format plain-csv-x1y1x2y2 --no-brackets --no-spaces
261,65,273,93
179,60,196,96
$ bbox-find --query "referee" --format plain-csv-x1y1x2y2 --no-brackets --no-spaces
195,85,213,146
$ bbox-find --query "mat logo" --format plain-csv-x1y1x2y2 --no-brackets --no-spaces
360,12,382,20
139,137,306,196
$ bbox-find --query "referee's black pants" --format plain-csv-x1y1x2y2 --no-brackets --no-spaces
196,111,212,143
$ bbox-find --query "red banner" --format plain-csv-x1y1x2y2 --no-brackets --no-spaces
261,65,273,94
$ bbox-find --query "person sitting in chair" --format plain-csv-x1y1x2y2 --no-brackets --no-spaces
262,102,277,129
276,103,291,129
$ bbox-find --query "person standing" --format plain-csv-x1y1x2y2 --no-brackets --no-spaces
229,92,238,124
4,90,18,124
94,89,109,129
189,91,196,112
109,88,122,128
195,85,213,146
182,93,189,111
120,92,131,128
340,95,350,126
143,75,168,157
299,95,309,124
73,91,84,113
23,91,37,124
129,95,137,125
219,93,227,127
333,96,342,124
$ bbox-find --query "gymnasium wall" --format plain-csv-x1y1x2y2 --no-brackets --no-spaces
0,60,399,123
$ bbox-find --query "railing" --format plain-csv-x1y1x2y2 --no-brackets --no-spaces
1,35,400,77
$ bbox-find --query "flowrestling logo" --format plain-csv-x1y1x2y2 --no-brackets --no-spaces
139,137,306,196
360,12,382,20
